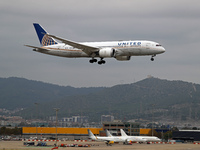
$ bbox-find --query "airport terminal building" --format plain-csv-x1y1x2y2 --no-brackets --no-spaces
22,127,102,140
102,122,140,136
172,130,200,142
22,122,142,140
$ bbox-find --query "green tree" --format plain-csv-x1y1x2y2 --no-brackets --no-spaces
13,127,22,135
147,129,161,138
163,131,172,141
0,127,22,135
0,126,6,135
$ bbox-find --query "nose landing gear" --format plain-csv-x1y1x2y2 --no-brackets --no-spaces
151,55,156,61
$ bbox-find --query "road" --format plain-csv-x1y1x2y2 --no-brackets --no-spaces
0,141,199,150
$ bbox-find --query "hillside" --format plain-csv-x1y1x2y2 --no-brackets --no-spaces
14,77,200,122
0,77,104,109
1,77,200,122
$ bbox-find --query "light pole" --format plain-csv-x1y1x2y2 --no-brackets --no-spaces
152,104,155,136
34,103,38,139
54,108,59,146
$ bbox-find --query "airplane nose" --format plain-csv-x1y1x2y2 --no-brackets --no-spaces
159,47,165,53
162,47,165,53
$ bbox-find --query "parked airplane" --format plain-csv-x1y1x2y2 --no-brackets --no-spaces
87,129,123,146
25,23,165,65
106,129,146,144
120,129,161,142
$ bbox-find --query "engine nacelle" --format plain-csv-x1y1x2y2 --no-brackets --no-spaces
109,141,114,144
99,48,115,58
115,56,131,61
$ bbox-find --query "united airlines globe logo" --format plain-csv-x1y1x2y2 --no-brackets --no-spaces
42,35,57,46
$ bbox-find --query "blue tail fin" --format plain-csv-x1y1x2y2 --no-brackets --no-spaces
33,23,57,46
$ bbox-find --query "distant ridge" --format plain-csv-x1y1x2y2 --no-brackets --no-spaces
0,77,104,109
1,77,200,122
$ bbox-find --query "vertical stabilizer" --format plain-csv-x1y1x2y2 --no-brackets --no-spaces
33,23,57,46
120,129,128,136
87,129,96,140
106,130,113,137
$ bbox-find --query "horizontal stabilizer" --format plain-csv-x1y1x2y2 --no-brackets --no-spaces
24,45,49,52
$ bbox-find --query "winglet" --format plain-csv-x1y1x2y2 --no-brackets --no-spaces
33,23,57,46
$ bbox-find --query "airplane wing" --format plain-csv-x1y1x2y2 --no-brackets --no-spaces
46,34,99,56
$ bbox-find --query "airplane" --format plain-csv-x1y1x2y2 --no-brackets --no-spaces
120,129,161,143
87,129,123,146
25,23,165,65
106,129,146,144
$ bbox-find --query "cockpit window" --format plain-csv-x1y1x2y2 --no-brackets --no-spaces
156,44,162,46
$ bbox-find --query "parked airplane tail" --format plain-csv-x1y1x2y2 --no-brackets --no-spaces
105,130,113,137
33,23,58,46
120,129,128,136
87,129,97,140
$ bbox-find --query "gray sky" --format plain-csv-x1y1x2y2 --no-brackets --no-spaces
0,0,200,87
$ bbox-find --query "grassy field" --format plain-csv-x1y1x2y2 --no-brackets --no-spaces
0,141,200,150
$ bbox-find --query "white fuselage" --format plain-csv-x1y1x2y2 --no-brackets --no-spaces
36,40,165,58
139,136,161,142
114,135,160,143
121,136,147,143
94,136,124,143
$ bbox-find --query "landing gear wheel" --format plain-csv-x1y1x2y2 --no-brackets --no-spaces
151,55,156,61
89,59,97,63
98,60,106,65
98,61,102,65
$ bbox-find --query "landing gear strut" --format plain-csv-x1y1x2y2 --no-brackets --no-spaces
106,142,112,146
151,55,156,61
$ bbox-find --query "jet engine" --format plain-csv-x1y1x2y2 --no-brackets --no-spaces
123,139,132,145
105,141,115,146
108,141,114,144
99,48,115,58
115,56,131,61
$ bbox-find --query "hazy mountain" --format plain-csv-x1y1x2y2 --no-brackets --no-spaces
51,77,200,122
0,77,104,109
1,77,200,122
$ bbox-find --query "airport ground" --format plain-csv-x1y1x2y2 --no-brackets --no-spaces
0,141,200,150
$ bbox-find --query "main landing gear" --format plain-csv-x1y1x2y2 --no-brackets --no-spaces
89,59,97,63
98,58,106,65
89,58,106,65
